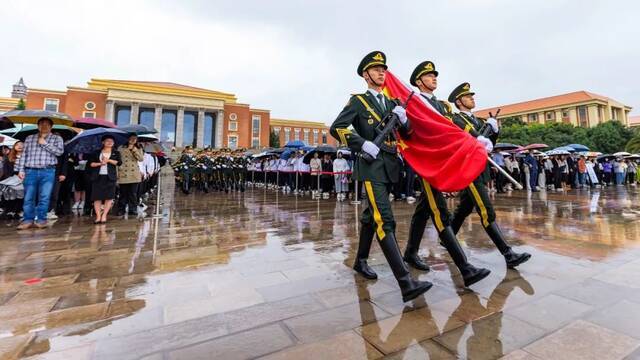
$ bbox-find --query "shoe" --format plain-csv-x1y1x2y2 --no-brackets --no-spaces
71,202,79,210
439,227,491,287
403,252,430,271
47,211,58,220
16,222,33,230
79,201,85,209
406,196,416,204
378,233,432,302
35,222,49,229
484,222,531,268
353,221,377,279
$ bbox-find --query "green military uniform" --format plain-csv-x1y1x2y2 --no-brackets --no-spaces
403,62,491,287
448,82,531,268
173,149,196,194
330,51,432,302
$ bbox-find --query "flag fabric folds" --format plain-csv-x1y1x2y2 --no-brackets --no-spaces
382,71,488,192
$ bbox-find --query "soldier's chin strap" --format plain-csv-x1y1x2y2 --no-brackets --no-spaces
365,69,384,89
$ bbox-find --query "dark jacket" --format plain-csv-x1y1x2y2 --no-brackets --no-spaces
87,150,122,181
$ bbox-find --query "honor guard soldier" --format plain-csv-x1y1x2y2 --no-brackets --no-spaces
175,146,196,194
404,61,491,287
448,82,531,268
330,51,432,302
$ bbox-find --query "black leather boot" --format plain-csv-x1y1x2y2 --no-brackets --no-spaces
353,222,377,280
485,222,531,268
378,233,433,302
403,214,430,271
440,226,491,287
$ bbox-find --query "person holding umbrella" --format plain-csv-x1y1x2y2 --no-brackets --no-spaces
116,134,144,216
87,135,122,224
15,117,64,230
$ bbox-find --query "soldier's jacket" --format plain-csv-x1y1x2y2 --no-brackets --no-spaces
419,94,453,119
175,154,196,174
330,91,412,183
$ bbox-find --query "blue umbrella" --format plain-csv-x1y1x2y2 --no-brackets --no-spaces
566,144,589,152
117,124,158,135
280,149,295,160
553,146,576,153
284,140,306,148
66,128,129,154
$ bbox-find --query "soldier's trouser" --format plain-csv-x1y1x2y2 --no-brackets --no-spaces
361,181,396,241
407,178,451,252
451,178,496,233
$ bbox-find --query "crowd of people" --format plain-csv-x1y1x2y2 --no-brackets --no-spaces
0,117,165,229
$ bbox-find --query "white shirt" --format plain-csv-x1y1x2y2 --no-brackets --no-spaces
99,152,109,175
367,88,386,109
333,158,349,173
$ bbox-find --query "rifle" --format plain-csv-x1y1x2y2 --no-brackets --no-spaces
361,91,415,163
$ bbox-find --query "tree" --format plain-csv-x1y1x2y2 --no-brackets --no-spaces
588,121,633,154
626,134,640,153
14,98,25,110
500,116,524,127
269,130,280,148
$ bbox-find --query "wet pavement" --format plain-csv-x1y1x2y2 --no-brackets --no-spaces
2,175,640,359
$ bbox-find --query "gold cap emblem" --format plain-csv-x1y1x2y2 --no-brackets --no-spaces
373,53,384,61
425,62,434,71
463,83,470,91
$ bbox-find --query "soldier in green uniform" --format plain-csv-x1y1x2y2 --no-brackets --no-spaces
448,82,531,268
404,61,491,287
175,146,196,194
330,51,432,302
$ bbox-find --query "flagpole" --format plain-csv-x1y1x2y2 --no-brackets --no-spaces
487,157,523,190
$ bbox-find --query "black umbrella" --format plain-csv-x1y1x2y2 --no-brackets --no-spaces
493,143,521,151
596,154,616,162
117,124,158,135
13,125,80,142
0,117,14,130
303,145,337,164
65,128,129,154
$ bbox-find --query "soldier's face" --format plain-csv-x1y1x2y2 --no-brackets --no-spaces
418,74,437,91
459,94,476,110
365,66,386,85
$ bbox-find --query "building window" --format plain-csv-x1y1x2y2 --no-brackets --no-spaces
284,128,291,143
545,112,555,122
85,101,96,111
161,110,177,146
139,108,155,129
273,127,281,136
44,98,59,112
577,106,588,127
115,105,132,126
228,135,238,150
183,111,198,148
561,108,570,122
322,131,327,144
82,111,96,118
294,128,300,141
252,115,261,148
527,113,538,123
203,112,216,148
313,129,319,145
303,129,310,144
228,121,238,131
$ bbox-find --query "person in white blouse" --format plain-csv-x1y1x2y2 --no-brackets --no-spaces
332,152,350,201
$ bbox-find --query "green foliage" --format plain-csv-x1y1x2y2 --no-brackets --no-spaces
14,98,25,110
500,116,524,127
625,134,640,153
269,130,280,148
498,120,632,153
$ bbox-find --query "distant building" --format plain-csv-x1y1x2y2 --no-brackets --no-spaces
1,77,330,150
269,118,336,147
475,91,633,128
629,115,640,128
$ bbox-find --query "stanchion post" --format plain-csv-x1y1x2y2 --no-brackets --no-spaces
153,173,163,218
295,171,299,194
351,179,361,204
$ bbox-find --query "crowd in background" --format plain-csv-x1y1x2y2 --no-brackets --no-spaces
0,118,165,229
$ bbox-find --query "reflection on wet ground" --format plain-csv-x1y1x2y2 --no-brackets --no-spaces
2,175,640,359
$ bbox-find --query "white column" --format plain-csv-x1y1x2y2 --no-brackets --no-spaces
175,106,185,148
154,104,162,138
130,102,140,125
105,100,115,123
215,110,224,148
196,108,205,148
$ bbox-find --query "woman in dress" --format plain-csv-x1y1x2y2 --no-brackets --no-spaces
87,135,122,224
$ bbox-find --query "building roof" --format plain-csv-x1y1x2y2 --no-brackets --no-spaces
270,118,328,128
0,97,19,113
475,90,631,118
629,115,640,127
87,79,238,103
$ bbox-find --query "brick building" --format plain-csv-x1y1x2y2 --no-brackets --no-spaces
269,118,336,147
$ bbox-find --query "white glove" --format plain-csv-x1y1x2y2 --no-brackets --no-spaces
486,117,499,133
392,106,408,124
362,141,380,158
477,135,494,153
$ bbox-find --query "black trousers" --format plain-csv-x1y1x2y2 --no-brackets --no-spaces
451,178,496,232
118,183,139,213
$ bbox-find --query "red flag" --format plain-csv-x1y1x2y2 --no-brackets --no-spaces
383,71,488,192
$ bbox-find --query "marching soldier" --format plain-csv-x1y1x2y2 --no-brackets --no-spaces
448,82,531,268
330,51,432,302
404,61,491,287
174,146,196,194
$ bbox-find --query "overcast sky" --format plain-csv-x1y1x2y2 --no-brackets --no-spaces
1,0,638,123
